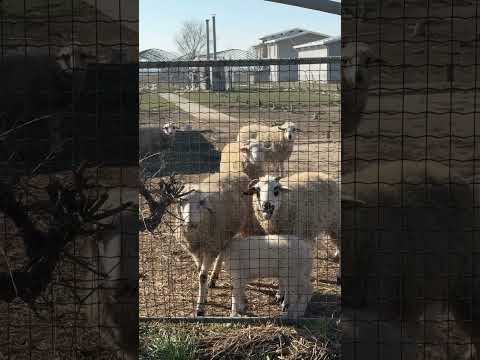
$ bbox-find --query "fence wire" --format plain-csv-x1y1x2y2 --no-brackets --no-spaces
139,58,341,321
0,1,138,359
341,1,480,359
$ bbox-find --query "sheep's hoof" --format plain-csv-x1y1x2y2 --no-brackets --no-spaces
195,309,205,317
208,279,216,289
336,275,341,285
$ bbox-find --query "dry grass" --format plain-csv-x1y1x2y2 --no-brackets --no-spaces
140,320,340,360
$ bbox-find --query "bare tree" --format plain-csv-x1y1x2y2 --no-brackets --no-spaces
175,19,207,60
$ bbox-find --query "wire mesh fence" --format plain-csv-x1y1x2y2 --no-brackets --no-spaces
139,58,341,321
341,1,480,359
0,1,138,359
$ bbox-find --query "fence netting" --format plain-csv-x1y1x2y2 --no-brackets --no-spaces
139,58,341,320
0,1,138,359
341,1,479,359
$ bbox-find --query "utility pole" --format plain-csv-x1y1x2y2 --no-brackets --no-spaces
212,15,217,60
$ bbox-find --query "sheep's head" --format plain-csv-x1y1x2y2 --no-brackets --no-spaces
56,43,95,74
239,139,265,165
162,122,177,136
342,42,385,91
244,175,289,221
278,122,302,141
176,189,213,231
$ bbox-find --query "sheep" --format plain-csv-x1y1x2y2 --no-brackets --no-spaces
222,234,313,319
341,160,480,359
139,122,177,158
342,42,385,135
236,122,302,177
219,139,266,179
244,171,339,253
0,44,95,164
175,172,264,316
243,172,342,294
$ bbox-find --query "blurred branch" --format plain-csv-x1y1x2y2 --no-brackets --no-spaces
0,161,133,303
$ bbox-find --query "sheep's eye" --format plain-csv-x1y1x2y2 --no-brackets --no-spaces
199,199,206,206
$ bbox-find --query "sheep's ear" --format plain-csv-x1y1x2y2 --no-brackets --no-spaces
341,195,366,206
243,179,259,195
242,188,257,195
279,185,290,192
274,176,282,182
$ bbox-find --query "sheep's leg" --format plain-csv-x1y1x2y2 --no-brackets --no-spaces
276,278,286,305
208,253,222,288
195,254,215,317
284,283,301,319
230,272,247,317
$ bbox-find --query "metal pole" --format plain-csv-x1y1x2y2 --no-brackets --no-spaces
206,19,210,60
212,15,217,60
205,19,211,89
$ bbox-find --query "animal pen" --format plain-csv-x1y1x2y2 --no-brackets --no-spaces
139,57,341,321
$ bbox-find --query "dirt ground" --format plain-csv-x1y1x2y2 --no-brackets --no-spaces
0,167,137,359
139,81,341,320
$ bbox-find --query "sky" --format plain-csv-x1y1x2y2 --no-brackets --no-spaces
140,0,340,53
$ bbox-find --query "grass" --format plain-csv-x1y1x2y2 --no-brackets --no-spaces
140,323,197,360
139,82,340,114
139,319,339,360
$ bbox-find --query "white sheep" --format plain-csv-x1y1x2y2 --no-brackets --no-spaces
175,172,262,316
244,172,341,286
236,122,302,177
222,234,313,319
139,122,177,158
219,139,266,179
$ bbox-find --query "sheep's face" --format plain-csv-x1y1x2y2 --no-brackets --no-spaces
247,176,289,221
278,122,301,141
240,140,265,165
56,44,94,74
177,191,211,230
162,123,177,136
342,42,382,90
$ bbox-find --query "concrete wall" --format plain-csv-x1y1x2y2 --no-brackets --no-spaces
297,41,340,83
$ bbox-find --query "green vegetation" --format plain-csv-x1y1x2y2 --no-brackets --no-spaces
140,319,339,360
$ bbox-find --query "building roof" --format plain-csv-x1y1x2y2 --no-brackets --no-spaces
258,28,329,44
139,49,180,62
194,48,257,61
293,35,340,50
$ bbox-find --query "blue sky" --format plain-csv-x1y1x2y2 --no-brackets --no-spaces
140,0,340,52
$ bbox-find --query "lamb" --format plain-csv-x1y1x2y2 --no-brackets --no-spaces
341,160,480,359
175,172,264,316
219,139,266,179
222,234,313,319
236,122,302,176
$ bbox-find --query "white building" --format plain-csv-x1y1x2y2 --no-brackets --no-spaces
294,35,340,83
254,28,330,82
